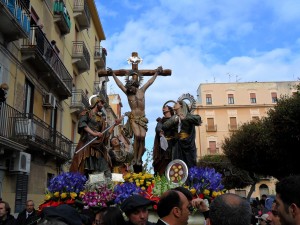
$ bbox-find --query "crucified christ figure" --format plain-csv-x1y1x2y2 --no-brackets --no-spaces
107,66,163,166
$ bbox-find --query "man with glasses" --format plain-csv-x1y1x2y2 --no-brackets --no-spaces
16,200,38,225
275,175,300,225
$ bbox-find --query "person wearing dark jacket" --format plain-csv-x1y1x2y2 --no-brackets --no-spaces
121,195,155,225
0,201,16,225
16,200,38,225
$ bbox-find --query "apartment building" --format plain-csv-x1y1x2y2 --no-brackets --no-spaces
0,0,110,212
194,81,299,197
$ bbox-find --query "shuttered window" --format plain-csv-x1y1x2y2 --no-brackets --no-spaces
228,94,234,104
250,93,256,103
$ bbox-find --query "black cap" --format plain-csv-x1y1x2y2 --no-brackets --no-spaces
42,204,83,225
120,195,154,213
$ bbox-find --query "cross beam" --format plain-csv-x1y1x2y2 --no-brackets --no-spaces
98,69,172,77
99,52,172,77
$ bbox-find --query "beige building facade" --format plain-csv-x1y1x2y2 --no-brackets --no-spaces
195,81,299,197
0,0,112,212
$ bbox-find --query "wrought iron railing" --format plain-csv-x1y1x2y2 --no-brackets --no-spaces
71,89,89,109
0,103,72,158
72,41,91,69
73,0,91,25
22,26,72,93
53,0,71,29
1,0,30,35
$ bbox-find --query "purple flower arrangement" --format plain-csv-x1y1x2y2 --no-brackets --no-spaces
188,167,224,196
48,172,87,193
113,182,142,204
82,184,116,208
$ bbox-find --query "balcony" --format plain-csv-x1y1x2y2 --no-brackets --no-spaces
20,26,72,100
53,0,71,35
94,46,106,69
94,81,101,94
0,103,72,161
206,124,217,132
73,0,90,30
207,148,220,155
0,0,30,42
228,124,239,131
70,89,89,114
72,41,90,74
99,85,109,105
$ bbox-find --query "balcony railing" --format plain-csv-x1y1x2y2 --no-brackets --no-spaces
94,46,106,69
207,148,220,155
53,0,71,35
206,124,217,132
20,26,72,99
228,124,239,131
70,89,89,113
0,0,30,42
0,103,73,160
72,41,90,74
73,0,90,30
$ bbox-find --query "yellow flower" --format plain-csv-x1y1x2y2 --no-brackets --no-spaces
212,191,219,198
60,192,67,199
128,178,133,183
70,192,77,199
45,194,52,201
203,189,210,196
136,183,140,187
141,187,145,191
146,181,151,186
140,180,144,185
54,192,60,198
124,173,131,179
190,188,196,195
79,192,85,198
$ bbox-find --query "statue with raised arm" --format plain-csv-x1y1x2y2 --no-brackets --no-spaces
107,66,163,166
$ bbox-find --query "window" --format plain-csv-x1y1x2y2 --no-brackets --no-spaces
206,94,212,105
229,117,237,130
208,141,218,154
24,79,34,114
228,94,234,104
271,92,277,103
206,118,216,131
250,93,256,103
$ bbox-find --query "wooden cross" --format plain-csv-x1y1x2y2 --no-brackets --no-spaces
98,52,172,77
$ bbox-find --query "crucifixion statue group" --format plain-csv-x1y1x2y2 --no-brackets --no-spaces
99,52,172,169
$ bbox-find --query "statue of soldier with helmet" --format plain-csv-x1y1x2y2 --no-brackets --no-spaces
69,95,121,178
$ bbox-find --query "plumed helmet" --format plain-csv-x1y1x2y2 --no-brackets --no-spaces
89,94,100,108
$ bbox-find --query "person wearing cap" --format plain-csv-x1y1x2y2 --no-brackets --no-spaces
70,95,121,177
121,195,155,225
40,204,83,225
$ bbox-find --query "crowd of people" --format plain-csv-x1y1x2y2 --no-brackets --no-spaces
0,175,299,225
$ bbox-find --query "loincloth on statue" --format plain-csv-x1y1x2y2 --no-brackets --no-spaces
123,113,148,138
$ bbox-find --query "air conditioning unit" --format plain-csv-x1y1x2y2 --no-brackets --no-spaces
43,93,56,108
15,118,36,138
9,152,31,173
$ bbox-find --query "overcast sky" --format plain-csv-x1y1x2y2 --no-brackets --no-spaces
95,0,300,151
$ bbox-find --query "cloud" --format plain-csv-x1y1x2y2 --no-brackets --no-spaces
97,0,300,152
